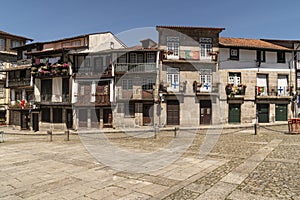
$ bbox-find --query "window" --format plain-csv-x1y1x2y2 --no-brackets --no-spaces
84,57,91,67
277,51,286,63
146,52,155,63
0,87,4,99
228,72,241,85
257,50,265,62
117,53,127,63
11,40,21,48
0,38,5,51
167,37,179,58
122,79,133,90
200,69,212,92
167,68,179,92
41,79,52,101
130,53,137,63
124,102,135,117
74,56,84,72
200,38,212,60
137,54,144,63
230,48,239,60
94,57,103,72
142,78,155,90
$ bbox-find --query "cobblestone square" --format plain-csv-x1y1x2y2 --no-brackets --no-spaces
0,125,299,199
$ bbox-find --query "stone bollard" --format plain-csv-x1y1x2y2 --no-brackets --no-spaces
47,130,52,142
64,130,70,141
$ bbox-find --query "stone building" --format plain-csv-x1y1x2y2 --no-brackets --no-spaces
219,37,295,124
112,39,162,128
156,25,224,127
0,30,32,127
25,32,125,131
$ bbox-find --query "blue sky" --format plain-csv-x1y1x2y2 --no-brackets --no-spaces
1,0,300,45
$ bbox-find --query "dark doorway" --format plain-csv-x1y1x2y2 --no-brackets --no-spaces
257,104,269,123
21,111,30,130
32,113,39,132
200,100,212,125
66,109,73,129
103,108,112,128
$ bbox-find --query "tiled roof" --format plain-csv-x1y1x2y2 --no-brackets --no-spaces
156,25,225,31
219,37,291,51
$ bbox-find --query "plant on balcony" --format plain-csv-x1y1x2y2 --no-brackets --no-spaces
226,83,246,96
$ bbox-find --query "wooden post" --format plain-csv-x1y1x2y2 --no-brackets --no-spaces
47,130,52,142
65,130,69,141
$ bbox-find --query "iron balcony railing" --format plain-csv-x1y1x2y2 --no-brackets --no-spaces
255,86,290,96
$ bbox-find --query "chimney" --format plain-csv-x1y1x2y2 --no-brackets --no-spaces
140,38,157,49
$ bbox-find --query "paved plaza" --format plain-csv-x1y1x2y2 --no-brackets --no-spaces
0,125,300,199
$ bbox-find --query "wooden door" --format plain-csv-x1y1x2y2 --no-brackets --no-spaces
200,100,212,124
228,104,241,123
79,109,87,127
91,109,100,128
167,100,180,125
275,104,287,121
143,104,153,126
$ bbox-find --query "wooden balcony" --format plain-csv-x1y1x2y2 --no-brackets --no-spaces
7,77,31,87
116,87,154,101
115,63,156,74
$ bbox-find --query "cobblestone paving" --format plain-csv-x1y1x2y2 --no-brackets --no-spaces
0,125,300,199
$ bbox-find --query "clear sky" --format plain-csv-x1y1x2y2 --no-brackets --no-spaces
1,0,300,45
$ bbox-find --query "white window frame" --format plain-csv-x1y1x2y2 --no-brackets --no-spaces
167,36,179,59
167,68,180,92
228,73,241,86
200,38,212,60
122,79,133,90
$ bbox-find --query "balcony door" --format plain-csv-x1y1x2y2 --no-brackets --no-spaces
257,74,268,96
41,79,52,101
277,75,288,96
